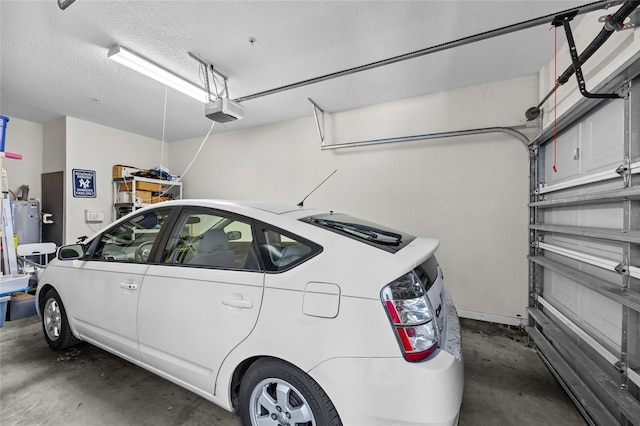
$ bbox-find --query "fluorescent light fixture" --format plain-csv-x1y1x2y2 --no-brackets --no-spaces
108,45,207,102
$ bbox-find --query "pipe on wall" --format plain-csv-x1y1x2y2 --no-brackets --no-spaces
319,126,532,153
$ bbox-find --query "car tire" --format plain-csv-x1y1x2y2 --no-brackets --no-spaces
41,288,79,350
239,358,342,426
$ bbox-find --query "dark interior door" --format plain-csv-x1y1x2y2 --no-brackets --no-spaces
41,171,64,250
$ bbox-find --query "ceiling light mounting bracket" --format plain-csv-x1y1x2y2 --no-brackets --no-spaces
188,52,230,102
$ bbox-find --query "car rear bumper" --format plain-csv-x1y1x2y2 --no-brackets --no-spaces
309,352,463,425
308,291,463,426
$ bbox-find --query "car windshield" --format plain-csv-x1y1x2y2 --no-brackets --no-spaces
302,213,416,253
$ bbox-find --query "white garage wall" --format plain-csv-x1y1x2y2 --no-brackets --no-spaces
3,117,43,200
168,76,537,324
64,117,165,244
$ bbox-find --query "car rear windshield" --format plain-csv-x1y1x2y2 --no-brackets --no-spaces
301,213,416,253
415,255,440,292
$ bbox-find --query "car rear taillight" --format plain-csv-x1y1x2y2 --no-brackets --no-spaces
381,272,439,362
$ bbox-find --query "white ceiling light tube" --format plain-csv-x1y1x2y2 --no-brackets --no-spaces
108,45,207,102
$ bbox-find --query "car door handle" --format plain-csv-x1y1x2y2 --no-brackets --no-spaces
120,282,139,290
222,297,253,309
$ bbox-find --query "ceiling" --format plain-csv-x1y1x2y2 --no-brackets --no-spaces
0,1,612,142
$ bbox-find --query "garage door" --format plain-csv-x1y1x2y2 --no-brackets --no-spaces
528,70,640,425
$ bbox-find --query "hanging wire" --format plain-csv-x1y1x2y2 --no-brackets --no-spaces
181,120,216,179
160,86,168,169
156,120,217,198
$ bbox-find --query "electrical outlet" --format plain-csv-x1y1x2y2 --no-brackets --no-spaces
85,209,104,222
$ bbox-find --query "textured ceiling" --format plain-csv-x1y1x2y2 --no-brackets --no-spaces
0,1,612,142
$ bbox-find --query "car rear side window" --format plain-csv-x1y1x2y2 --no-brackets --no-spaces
258,227,321,272
161,209,259,271
302,213,416,253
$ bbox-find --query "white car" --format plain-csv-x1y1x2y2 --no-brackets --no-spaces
36,200,463,425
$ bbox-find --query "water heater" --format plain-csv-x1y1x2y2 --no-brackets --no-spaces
11,200,40,245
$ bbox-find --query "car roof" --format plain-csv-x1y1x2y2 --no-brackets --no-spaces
151,199,329,219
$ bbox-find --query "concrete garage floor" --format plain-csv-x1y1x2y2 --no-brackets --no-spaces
0,316,585,426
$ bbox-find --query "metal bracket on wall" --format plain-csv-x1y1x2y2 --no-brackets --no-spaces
614,254,630,281
307,99,532,152
308,98,325,143
556,13,624,100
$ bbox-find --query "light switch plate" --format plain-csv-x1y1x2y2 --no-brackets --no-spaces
85,209,104,222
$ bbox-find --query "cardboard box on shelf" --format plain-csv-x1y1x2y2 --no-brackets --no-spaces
119,181,162,193
151,196,172,204
112,165,142,178
133,190,152,204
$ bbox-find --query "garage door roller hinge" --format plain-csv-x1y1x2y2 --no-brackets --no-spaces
614,253,630,284
616,154,631,187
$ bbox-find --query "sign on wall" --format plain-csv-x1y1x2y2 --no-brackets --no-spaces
72,169,96,198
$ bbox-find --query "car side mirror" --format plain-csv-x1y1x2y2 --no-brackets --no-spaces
58,244,86,260
226,230,242,241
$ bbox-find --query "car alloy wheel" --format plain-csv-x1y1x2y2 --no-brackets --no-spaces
41,288,79,350
249,377,316,425
43,296,62,341
239,358,341,426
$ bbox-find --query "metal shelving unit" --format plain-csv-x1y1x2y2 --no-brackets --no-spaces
112,176,182,220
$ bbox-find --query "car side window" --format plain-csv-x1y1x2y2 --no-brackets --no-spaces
258,228,318,272
90,209,171,263
161,209,258,271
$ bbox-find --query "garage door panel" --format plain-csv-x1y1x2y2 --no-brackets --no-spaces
581,293,622,353
545,268,580,315
543,204,624,228
580,204,624,228
530,73,639,423
545,126,580,184
543,206,579,226
543,100,624,185
583,100,624,174
544,270,622,353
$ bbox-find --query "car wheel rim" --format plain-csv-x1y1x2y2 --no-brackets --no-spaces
249,377,316,426
44,298,62,341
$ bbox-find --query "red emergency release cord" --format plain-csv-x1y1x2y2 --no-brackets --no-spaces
553,25,558,173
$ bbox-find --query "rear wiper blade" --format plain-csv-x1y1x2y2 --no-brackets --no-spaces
315,219,402,245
